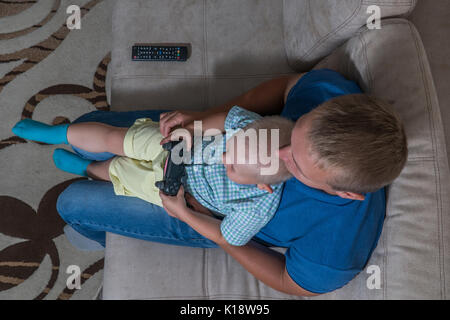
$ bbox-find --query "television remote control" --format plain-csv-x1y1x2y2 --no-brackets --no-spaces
132,43,190,61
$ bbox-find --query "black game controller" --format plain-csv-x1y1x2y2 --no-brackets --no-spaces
155,141,187,196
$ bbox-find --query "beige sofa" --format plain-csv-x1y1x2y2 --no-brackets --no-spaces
102,0,450,299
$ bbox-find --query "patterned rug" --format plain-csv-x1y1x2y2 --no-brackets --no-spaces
0,0,113,299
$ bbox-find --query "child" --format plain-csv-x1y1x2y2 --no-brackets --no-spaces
12,106,294,246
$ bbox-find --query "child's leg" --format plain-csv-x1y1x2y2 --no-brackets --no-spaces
12,119,71,145
67,122,128,156
12,118,128,156
86,157,114,181
52,148,114,179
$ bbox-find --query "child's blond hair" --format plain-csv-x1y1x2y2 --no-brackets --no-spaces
240,116,294,185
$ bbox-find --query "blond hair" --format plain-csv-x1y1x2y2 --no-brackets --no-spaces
242,116,294,185
307,94,408,193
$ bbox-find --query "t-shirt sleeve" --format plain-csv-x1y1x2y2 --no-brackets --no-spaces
224,106,263,138
284,243,362,294
281,69,362,121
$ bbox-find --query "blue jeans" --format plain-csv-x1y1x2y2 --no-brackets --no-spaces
56,110,218,249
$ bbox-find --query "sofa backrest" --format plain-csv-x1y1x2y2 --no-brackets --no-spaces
284,0,417,71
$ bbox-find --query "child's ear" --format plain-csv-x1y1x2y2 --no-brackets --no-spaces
257,184,273,194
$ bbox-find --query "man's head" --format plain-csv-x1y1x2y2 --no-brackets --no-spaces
278,94,408,201
223,116,294,191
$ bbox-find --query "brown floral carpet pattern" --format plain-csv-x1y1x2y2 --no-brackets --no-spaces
0,0,113,299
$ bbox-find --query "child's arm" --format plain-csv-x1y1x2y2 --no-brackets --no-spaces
185,192,214,217
160,111,228,146
184,111,227,134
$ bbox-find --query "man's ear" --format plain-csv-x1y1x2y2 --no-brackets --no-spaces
334,191,365,201
257,184,273,194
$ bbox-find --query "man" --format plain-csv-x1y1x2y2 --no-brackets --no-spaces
56,69,407,296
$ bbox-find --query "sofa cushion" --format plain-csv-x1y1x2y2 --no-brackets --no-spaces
110,0,294,111
103,234,294,300
283,0,417,71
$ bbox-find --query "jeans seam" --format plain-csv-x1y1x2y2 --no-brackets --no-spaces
69,219,213,244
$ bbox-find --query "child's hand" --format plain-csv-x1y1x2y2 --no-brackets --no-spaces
257,183,274,194
159,127,194,150
159,110,203,137
159,185,189,221
185,192,213,216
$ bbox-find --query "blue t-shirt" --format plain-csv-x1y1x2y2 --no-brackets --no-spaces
254,69,386,294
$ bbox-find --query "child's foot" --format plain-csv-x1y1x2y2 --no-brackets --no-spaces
53,148,93,177
12,119,70,145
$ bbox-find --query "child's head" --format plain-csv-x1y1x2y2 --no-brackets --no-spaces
222,116,295,190
279,94,408,197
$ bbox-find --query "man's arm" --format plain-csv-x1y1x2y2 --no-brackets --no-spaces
205,74,304,117
160,188,318,297
182,208,318,297
192,73,305,131
160,74,305,138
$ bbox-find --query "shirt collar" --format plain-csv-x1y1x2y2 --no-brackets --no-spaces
287,177,356,206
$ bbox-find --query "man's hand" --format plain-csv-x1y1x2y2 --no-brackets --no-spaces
159,186,190,221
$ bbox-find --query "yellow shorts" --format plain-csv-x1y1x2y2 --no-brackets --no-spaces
108,118,168,207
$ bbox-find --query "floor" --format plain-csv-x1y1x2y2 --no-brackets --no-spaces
0,0,111,300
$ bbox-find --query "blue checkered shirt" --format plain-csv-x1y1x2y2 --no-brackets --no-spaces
184,106,284,246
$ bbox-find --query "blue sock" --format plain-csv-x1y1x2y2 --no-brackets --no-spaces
53,148,93,177
12,119,70,145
